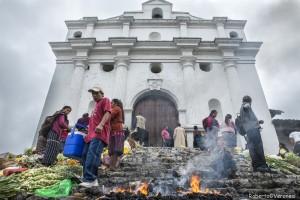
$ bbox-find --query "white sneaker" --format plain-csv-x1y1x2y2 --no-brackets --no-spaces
79,179,99,188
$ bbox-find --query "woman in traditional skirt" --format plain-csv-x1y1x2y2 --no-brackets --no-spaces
220,114,237,149
109,99,125,170
42,106,71,166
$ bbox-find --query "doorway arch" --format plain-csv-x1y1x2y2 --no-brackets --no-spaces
132,90,179,146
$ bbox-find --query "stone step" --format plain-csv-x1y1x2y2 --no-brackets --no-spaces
96,147,300,199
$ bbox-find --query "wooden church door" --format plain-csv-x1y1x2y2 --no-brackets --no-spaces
132,93,178,146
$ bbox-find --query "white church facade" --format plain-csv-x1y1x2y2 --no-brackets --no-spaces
34,0,279,154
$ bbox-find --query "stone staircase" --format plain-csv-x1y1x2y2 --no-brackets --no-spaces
94,147,300,200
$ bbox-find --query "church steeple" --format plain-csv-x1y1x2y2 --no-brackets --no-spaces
142,0,173,19
142,0,172,6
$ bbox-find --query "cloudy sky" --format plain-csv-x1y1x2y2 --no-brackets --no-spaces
0,0,299,154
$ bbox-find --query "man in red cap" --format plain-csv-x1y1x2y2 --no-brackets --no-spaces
80,86,111,187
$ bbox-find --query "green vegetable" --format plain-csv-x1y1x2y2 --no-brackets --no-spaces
24,148,33,156
284,152,300,168
266,155,300,175
0,164,82,198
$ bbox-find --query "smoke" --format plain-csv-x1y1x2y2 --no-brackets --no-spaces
173,130,236,190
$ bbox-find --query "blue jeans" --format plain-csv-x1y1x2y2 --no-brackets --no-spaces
82,138,106,182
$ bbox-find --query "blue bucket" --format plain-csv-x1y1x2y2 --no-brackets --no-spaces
63,129,85,160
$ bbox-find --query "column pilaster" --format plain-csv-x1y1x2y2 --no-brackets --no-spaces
180,56,196,124
113,56,130,102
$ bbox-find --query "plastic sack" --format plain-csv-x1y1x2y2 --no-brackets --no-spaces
34,179,72,198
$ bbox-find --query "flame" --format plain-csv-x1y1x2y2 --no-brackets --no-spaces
137,182,149,196
190,175,201,193
187,175,221,195
114,187,127,193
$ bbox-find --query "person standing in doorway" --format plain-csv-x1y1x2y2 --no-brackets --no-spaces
136,112,147,145
80,86,111,187
173,123,186,148
109,99,125,170
238,95,271,172
193,126,200,148
161,126,171,147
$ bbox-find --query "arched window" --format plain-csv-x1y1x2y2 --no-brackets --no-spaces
73,31,82,38
149,32,161,41
152,8,163,19
229,31,238,38
199,63,212,72
102,63,114,72
208,99,223,123
150,63,162,73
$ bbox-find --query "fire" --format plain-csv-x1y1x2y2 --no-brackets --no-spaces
114,187,127,193
136,182,149,196
183,175,221,195
190,175,201,193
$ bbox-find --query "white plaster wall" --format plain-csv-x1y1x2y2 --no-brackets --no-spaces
124,62,185,127
92,27,123,40
187,28,218,40
237,63,279,154
76,63,116,121
66,24,246,43
130,27,180,40
33,64,74,145
67,58,236,130
189,63,233,125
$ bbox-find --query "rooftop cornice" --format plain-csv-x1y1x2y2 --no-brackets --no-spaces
173,37,201,47
49,39,261,57
65,20,87,29
65,18,246,29
68,38,96,49
50,40,260,49
212,17,228,24
109,37,137,48
119,16,134,23
237,42,262,57
176,16,191,24
49,42,71,50
214,38,243,49
225,20,247,29
82,17,98,24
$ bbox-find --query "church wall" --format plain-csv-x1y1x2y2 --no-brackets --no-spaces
66,23,245,43
76,63,116,121
91,27,123,41
33,63,74,146
237,63,279,154
190,62,233,125
125,62,184,127
187,28,218,41
36,1,278,152
129,27,180,40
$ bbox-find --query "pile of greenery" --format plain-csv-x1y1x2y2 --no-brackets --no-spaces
0,165,82,199
284,152,300,168
266,154,300,175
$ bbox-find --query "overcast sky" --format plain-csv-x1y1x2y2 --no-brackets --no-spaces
0,0,299,154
